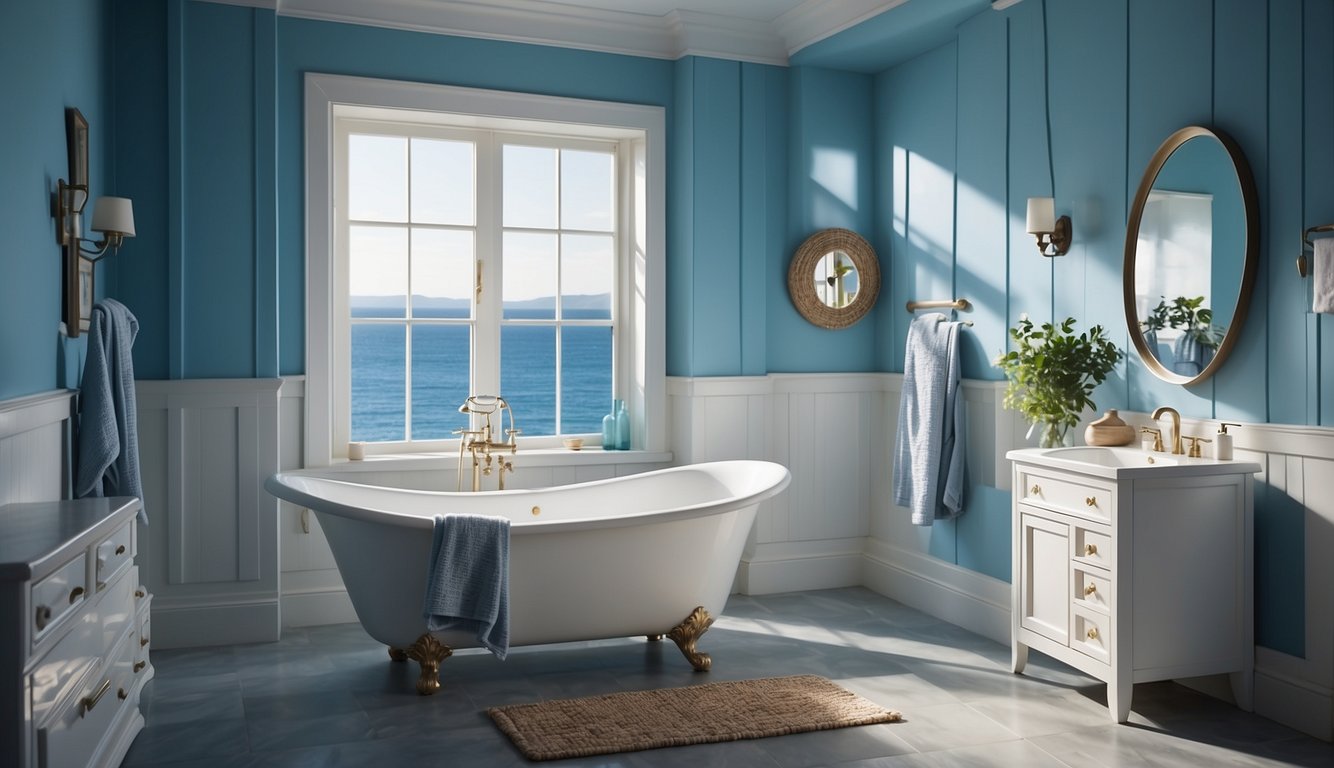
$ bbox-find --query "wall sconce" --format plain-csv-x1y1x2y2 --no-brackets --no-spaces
1025,196,1071,257
55,180,135,262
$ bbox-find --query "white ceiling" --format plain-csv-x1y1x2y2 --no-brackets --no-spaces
529,0,809,24
214,0,912,65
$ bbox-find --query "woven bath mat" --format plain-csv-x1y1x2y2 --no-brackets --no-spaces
487,674,902,761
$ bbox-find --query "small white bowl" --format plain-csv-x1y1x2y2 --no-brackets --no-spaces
562,438,584,451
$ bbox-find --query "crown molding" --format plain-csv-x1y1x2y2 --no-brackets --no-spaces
193,0,907,66
774,0,909,55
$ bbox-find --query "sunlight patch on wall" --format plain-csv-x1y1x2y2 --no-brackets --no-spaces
811,146,859,212
893,145,908,237
906,150,954,260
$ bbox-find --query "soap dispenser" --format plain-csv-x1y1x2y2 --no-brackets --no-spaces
1215,422,1239,460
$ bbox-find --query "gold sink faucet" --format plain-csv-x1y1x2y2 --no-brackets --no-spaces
1151,406,1183,455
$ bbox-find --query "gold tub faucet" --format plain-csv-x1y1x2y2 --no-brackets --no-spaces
1151,406,1183,455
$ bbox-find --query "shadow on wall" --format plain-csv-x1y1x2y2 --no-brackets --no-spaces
1253,481,1306,658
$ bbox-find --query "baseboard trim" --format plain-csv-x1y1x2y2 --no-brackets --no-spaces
281,587,358,628
1254,651,1333,741
862,537,1010,644
736,543,863,595
152,599,281,649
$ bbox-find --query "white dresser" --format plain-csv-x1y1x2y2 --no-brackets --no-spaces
1007,447,1256,722
0,497,153,767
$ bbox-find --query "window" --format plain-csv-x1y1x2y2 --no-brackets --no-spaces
305,75,664,464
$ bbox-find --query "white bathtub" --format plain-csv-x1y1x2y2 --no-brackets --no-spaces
264,460,790,693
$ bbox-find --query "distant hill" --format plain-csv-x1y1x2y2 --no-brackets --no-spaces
350,293,611,311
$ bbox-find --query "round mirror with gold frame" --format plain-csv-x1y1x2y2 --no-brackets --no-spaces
1123,126,1258,386
788,228,881,329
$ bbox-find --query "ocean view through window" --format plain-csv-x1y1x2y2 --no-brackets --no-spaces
343,124,618,444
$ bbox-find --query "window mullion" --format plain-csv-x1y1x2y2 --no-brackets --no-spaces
404,139,414,442
474,132,501,409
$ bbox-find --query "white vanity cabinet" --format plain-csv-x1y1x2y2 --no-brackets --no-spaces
1,497,153,767
1007,448,1256,722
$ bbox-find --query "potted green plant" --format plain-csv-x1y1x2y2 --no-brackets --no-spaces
995,316,1124,448
1165,295,1219,375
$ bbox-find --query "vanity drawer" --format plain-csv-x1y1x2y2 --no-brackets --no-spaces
1073,565,1112,612
31,553,87,642
1072,606,1111,665
1019,471,1112,522
1073,526,1113,571
95,518,134,589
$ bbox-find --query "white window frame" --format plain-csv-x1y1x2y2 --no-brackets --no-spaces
305,73,665,466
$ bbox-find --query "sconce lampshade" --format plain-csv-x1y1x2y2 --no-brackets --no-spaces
90,196,135,237
1026,197,1055,234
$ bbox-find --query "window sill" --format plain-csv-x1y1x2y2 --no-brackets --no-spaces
317,448,673,474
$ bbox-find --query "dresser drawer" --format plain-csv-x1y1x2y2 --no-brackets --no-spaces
1073,526,1113,571
29,611,100,727
95,519,134,590
36,647,128,768
1073,565,1112,612
1020,470,1112,522
31,553,87,643
98,574,134,657
1072,606,1111,665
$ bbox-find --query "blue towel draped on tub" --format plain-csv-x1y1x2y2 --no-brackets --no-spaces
75,298,146,525
422,514,511,659
892,312,966,526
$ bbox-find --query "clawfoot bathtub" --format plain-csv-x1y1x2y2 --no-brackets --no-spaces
265,460,790,694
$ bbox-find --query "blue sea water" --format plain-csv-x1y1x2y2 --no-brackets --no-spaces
350,308,612,442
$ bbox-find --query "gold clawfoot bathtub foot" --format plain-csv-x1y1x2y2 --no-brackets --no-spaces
666,606,715,671
388,646,408,662
405,634,453,695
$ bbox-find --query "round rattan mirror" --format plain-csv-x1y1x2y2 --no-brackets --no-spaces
788,228,881,329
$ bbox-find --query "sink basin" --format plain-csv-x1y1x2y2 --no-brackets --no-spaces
1040,446,1178,468
1007,445,1260,479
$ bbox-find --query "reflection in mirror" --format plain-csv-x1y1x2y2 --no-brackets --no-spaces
789,228,880,329
1123,126,1257,386
815,251,859,309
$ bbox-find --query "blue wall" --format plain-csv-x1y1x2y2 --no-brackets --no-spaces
0,0,112,399
108,2,880,381
871,0,1318,657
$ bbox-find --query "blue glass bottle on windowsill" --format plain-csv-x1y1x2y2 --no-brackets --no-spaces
602,399,621,450
615,399,630,450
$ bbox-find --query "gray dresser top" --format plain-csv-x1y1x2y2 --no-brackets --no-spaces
0,497,139,582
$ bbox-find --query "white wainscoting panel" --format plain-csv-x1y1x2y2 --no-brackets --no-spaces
0,390,74,505
137,379,282,648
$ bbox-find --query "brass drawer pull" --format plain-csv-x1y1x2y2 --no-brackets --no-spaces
133,660,147,673
1084,544,1098,556
140,636,150,647
1030,484,1041,495
81,678,112,717
1085,496,1098,507
1086,627,1100,641
69,586,85,604
1084,583,1097,596
115,544,126,556
135,590,145,599
117,687,128,701
35,605,52,630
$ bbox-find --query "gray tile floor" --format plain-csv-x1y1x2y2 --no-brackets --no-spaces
123,588,1333,767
